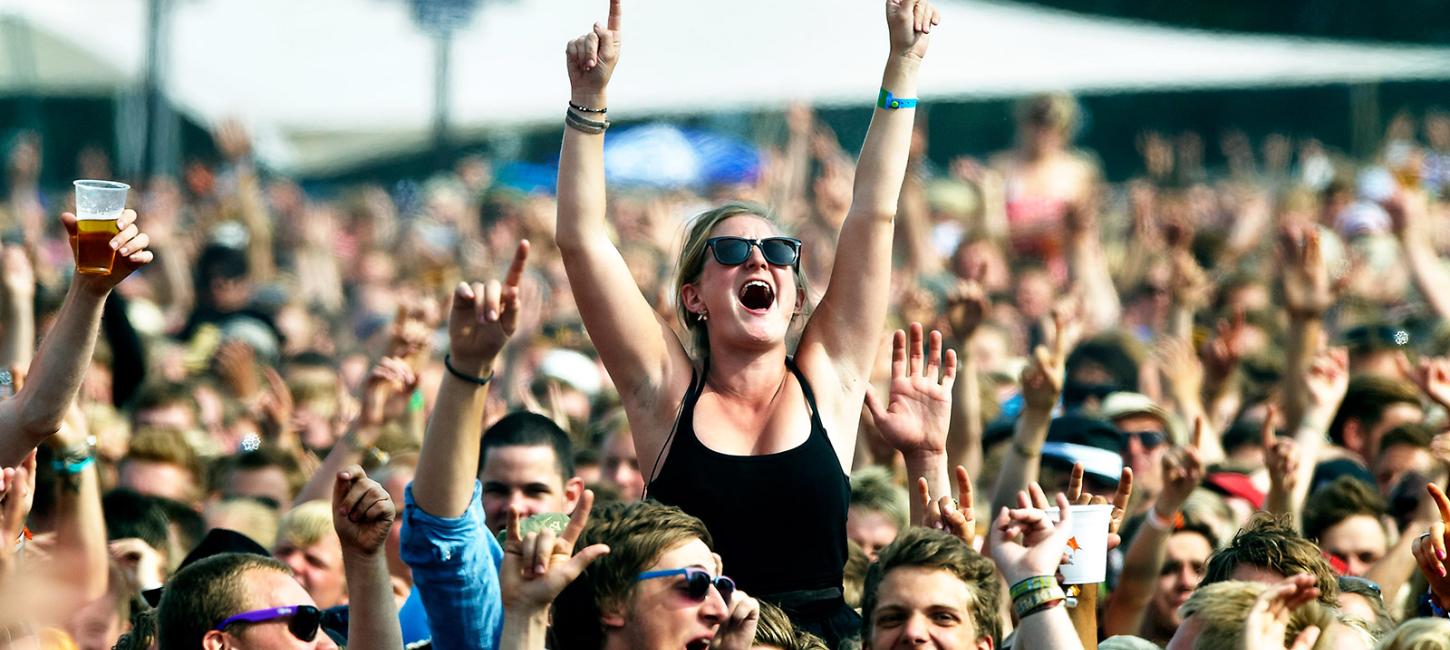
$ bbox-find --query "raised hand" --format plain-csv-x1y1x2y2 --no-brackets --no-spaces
1241,575,1323,650
710,592,762,650
1157,418,1205,519
945,266,991,344
1202,310,1247,385
332,465,395,558
1262,409,1299,503
565,0,622,102
886,0,941,61
448,240,529,375
1399,355,1450,412
500,490,610,612
1278,224,1334,319
63,210,154,293
991,490,1075,586
1020,310,1071,411
0,457,33,575
1066,463,1133,550
359,356,418,429
1411,483,1450,610
918,466,976,544
213,118,253,164
1303,347,1349,418
866,323,957,456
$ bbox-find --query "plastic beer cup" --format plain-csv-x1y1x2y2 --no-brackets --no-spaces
1043,504,1114,585
72,180,129,275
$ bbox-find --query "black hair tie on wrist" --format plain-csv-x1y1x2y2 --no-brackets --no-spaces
444,354,494,385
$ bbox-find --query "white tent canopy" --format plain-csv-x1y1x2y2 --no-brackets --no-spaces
5,0,1450,174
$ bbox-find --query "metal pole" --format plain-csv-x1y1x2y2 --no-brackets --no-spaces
433,31,452,162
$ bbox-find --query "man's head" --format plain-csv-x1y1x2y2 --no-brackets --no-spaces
1301,477,1389,577
1102,392,1176,502
752,601,828,650
1328,376,1422,462
553,501,726,650
861,527,1000,650
1167,580,1336,650
1201,513,1338,605
272,501,347,609
1147,521,1217,637
1373,424,1437,496
211,447,306,510
601,425,645,502
131,382,201,433
118,427,205,506
156,552,336,650
478,411,584,532
848,467,909,562
1063,334,1142,411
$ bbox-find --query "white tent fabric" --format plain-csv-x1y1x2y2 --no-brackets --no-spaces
5,0,1450,174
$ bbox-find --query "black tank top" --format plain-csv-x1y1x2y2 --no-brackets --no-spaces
646,357,850,597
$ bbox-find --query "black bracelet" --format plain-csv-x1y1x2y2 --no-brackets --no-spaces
444,354,494,385
568,100,607,114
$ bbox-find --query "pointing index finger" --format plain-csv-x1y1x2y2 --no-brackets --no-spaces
1429,483,1450,524
504,240,531,288
607,0,622,31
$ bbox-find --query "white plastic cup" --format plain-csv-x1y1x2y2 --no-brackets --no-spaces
71,180,130,275
1044,504,1113,585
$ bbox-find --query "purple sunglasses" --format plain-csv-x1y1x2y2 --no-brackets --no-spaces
214,605,323,641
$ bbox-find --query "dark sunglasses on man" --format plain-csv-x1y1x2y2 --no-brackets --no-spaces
706,236,802,267
1120,430,1166,451
636,567,737,603
214,605,323,642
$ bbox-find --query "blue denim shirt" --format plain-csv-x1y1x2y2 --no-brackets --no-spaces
401,480,503,650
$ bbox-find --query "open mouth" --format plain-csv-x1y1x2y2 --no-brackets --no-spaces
739,280,775,311
686,640,712,650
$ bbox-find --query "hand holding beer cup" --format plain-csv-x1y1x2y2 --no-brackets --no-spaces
63,183,153,291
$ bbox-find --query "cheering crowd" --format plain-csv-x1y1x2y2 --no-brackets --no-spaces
6,0,1450,648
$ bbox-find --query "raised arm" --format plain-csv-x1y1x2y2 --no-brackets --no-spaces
866,323,956,526
798,0,940,390
1385,191,1450,321
0,211,152,466
332,466,404,650
412,241,528,518
0,245,35,370
554,0,691,449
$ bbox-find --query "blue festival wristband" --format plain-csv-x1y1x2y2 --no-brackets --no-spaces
52,455,96,475
878,88,918,110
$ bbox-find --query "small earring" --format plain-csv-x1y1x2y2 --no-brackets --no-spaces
699,310,709,322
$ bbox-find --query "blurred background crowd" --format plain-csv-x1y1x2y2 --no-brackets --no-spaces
4,0,1450,648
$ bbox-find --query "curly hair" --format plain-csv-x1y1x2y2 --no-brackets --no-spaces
1201,513,1338,605
551,501,713,650
860,527,1001,646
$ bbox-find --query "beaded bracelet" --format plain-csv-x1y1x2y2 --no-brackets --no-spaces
568,100,607,114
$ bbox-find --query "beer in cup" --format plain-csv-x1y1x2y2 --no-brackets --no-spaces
72,180,130,275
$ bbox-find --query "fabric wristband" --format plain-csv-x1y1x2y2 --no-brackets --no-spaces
1010,576,1057,600
444,354,494,385
1012,584,1067,618
1146,508,1177,531
52,455,96,475
877,87,918,110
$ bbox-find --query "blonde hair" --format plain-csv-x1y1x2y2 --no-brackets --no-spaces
850,466,909,532
1376,619,1450,650
206,499,280,550
673,202,810,361
1178,581,1335,650
275,500,335,550
753,601,829,650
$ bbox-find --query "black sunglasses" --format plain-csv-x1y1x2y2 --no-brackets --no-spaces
706,237,801,267
637,568,737,603
215,605,323,642
1121,430,1167,451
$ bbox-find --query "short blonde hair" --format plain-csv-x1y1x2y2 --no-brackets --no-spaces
1178,581,1334,650
206,499,280,550
274,500,335,550
850,466,909,532
753,601,829,650
1376,619,1450,650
